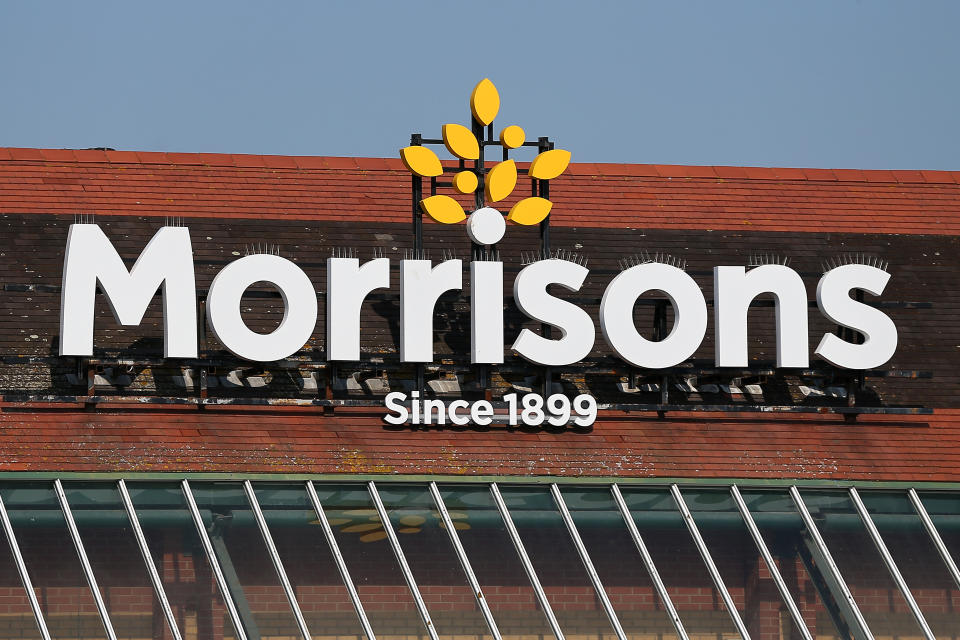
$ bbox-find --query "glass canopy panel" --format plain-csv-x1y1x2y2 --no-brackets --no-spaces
616,486,741,639
736,488,845,640
798,489,928,639
437,484,554,640
61,481,180,640
870,490,960,639
683,488,783,639
0,489,41,640
251,483,366,639
124,482,240,640
0,482,100,640
189,482,304,640
495,485,619,638
376,483,490,639
557,486,679,638
311,482,424,637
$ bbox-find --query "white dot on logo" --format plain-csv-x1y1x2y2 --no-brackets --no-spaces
465,207,506,245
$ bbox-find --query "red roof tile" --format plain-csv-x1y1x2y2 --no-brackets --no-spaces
0,405,954,481
0,147,959,235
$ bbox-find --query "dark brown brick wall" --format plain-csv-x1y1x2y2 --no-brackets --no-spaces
0,214,949,407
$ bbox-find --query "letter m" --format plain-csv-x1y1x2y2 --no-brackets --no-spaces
60,224,197,357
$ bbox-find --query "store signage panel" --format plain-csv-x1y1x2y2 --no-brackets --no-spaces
55,79,900,425
58,223,898,371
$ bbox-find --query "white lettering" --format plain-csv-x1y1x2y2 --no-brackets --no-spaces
471,260,504,363
60,224,197,358
327,257,390,361
512,259,594,366
470,400,494,426
383,391,409,425
207,254,317,361
448,399,470,426
601,262,708,368
815,264,898,369
714,265,809,368
400,259,462,362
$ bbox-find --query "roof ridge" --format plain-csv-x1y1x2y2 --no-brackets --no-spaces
0,146,958,184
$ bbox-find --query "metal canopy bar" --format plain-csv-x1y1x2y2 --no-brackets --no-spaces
670,484,751,640
367,481,439,640
789,486,873,640
53,478,119,640
730,485,813,640
550,483,627,640
610,484,688,640
427,482,502,640
848,487,934,640
117,479,182,640
908,488,960,590
305,481,376,640
181,479,249,640
0,492,51,640
490,482,565,640
243,480,312,640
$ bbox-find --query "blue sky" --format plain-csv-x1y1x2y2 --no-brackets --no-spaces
1,1,958,169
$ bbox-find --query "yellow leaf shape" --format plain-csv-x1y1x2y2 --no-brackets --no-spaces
400,146,443,177
359,531,388,543
528,149,572,180
485,159,517,203
500,125,525,149
470,78,500,126
442,124,479,160
507,197,553,225
420,195,466,224
452,170,478,194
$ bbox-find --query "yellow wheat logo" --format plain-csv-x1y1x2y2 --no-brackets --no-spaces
399,78,571,230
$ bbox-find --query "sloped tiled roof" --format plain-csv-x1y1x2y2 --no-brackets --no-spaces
1,147,959,234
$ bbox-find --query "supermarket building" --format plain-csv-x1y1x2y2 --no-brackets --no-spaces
0,84,959,640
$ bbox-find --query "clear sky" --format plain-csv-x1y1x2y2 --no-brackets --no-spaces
2,1,958,169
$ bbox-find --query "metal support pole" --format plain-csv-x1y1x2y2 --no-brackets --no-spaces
305,481,376,640
471,119,489,390
118,480,183,640
490,483,565,640
367,481,439,640
54,479,119,640
243,480,312,640
0,492,51,640
730,485,813,640
610,484,688,640
538,137,552,399
908,488,960,590
670,484,751,640
428,482,501,640
181,479,249,640
410,136,426,397
197,295,208,399
550,484,627,640
795,537,853,640
789,486,873,640
848,487,934,640
411,133,424,259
